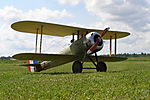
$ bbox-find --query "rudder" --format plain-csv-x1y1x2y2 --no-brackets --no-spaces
27,60,42,72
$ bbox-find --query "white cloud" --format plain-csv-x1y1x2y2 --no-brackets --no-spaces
0,6,73,21
1,0,150,57
83,0,150,31
22,8,72,21
58,0,150,54
58,0,82,6
58,0,150,32
0,6,73,56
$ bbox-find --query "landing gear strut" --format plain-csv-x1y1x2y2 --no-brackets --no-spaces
72,53,107,73
88,52,107,72
72,61,83,73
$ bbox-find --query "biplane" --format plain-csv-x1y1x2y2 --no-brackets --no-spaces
12,21,130,73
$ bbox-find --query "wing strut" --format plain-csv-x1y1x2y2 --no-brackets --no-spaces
77,30,79,40
40,25,43,53
71,33,75,43
35,28,39,53
34,25,44,53
114,33,117,55
109,33,118,56
110,35,112,56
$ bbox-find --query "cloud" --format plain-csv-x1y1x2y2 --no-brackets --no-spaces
0,6,73,21
0,6,21,21
0,6,73,56
82,0,150,31
57,0,150,54
1,0,150,57
58,0,150,32
22,8,73,21
58,0,82,6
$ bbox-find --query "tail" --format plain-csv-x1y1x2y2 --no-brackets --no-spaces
26,60,43,72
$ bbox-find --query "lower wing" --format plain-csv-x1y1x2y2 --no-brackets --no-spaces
13,53,76,72
85,56,128,62
13,53,76,61
13,53,127,63
13,53,127,72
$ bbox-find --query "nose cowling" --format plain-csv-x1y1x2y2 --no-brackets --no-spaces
86,32,103,46
85,32,104,54
93,34,103,46
85,27,110,54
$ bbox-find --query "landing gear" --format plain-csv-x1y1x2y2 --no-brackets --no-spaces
72,61,83,73
96,62,107,72
87,52,107,72
72,53,107,73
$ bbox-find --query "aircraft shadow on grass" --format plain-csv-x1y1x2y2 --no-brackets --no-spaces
26,72,95,75
108,70,129,73
25,70,128,75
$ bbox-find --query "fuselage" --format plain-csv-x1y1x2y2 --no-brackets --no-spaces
43,32,104,70
60,36,103,59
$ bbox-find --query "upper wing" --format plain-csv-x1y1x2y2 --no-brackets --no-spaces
85,56,128,62
11,21,130,40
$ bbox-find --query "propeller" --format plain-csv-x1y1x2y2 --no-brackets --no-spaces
87,27,110,54
101,27,110,37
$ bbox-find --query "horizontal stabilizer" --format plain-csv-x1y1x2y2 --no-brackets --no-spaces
21,63,41,67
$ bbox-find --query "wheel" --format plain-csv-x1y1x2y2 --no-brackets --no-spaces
96,62,107,72
72,61,83,73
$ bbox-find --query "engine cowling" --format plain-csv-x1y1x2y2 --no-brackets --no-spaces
85,32,104,54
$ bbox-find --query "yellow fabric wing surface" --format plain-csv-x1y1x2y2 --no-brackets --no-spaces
11,21,130,40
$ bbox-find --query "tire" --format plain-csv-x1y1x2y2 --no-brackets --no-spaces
96,62,107,72
72,61,83,73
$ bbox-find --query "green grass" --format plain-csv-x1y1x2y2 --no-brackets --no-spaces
0,58,150,100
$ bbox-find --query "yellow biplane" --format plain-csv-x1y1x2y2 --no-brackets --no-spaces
12,21,130,73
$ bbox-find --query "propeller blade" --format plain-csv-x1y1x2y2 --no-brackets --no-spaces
87,27,110,54
101,27,110,37
87,37,101,54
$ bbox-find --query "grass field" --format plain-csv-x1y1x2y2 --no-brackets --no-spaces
0,57,150,100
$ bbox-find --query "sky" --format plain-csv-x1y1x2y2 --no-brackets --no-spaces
0,0,150,56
